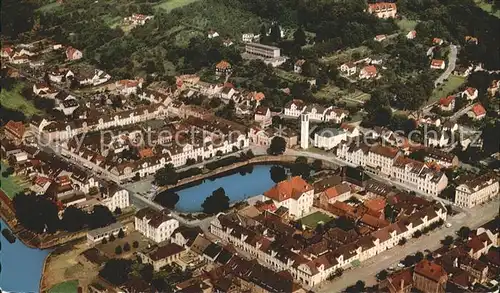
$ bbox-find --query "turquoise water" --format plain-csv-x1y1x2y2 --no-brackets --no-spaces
173,165,278,212
0,219,50,293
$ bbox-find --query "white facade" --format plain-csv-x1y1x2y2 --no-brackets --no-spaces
455,176,499,208
135,209,180,243
313,129,347,150
300,114,310,149
102,189,130,212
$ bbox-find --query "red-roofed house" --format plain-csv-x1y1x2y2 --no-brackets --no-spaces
406,30,417,40
433,38,444,45
262,176,314,218
367,2,397,18
1,47,14,58
4,120,26,143
116,79,143,96
359,65,377,79
65,46,83,61
413,260,448,293
215,60,232,76
439,95,455,111
462,87,478,101
374,34,387,42
340,62,357,76
379,269,413,293
430,59,445,70
318,183,351,206
467,103,486,120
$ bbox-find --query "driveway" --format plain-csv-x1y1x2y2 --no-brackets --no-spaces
434,44,458,87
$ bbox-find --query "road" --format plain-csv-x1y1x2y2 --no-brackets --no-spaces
434,44,458,87
315,198,499,292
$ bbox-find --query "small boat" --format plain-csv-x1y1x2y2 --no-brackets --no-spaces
1,228,16,244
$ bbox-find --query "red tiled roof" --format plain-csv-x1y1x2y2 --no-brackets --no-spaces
216,60,231,69
253,92,265,101
139,148,154,158
465,87,477,96
264,176,313,202
433,38,443,44
368,2,397,11
471,103,486,116
362,65,377,75
431,59,445,67
439,95,455,106
5,120,26,139
363,197,386,212
414,260,447,282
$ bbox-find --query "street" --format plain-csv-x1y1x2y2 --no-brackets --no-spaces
434,44,458,87
315,198,499,292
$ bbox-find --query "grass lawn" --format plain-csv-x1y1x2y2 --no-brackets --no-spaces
154,0,202,12
48,280,79,293
36,1,62,12
314,84,342,100
299,211,333,229
429,75,466,104
474,0,500,18
396,17,418,31
0,163,30,199
320,46,371,66
0,82,41,117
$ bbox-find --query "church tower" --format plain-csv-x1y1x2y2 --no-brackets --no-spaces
300,114,310,149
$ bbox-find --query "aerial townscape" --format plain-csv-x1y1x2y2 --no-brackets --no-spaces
1,0,499,292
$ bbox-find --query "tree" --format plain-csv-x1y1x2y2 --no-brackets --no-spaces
216,150,223,157
355,280,365,292
201,187,230,214
458,226,471,240
293,27,307,46
102,238,108,244
312,159,323,171
291,156,311,179
61,206,88,232
398,237,407,246
384,204,396,223
13,192,60,234
268,136,286,155
123,242,131,252
441,236,454,246
118,229,125,239
109,234,116,242
99,259,132,285
377,269,388,280
132,241,139,248
140,264,154,283
415,251,424,262
114,207,122,215
413,230,423,238
115,245,122,255
88,205,116,229
154,191,180,209
270,166,287,183
270,23,281,42
154,163,179,186
186,158,196,165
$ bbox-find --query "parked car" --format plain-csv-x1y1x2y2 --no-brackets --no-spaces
446,223,452,228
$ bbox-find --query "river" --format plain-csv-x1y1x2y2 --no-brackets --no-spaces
173,164,279,212
0,219,50,293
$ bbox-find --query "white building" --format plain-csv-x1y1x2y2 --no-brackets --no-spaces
462,87,478,101
391,157,448,196
87,222,126,245
284,99,306,117
300,114,310,150
313,128,347,150
367,2,397,18
262,176,314,218
137,243,186,271
339,62,357,76
135,208,179,243
455,173,499,208
100,186,130,213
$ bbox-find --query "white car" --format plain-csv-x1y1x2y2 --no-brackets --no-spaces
398,263,405,268
445,223,452,228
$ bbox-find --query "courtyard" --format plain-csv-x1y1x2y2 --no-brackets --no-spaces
299,211,333,229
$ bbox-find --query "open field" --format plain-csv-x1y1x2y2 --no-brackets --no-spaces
275,69,306,83
154,0,202,12
314,84,342,100
0,163,30,199
396,18,418,31
429,75,465,104
320,46,371,66
0,83,41,117
474,0,500,18
299,211,332,229
48,280,79,293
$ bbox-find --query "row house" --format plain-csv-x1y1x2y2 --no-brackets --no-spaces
254,106,272,128
455,173,499,208
135,208,180,243
137,243,186,271
284,101,348,123
423,147,459,168
392,157,448,196
367,2,397,18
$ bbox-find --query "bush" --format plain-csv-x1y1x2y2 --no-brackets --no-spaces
109,234,116,242
102,238,108,244
123,242,131,252
118,229,125,239
132,241,139,248
115,245,122,255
